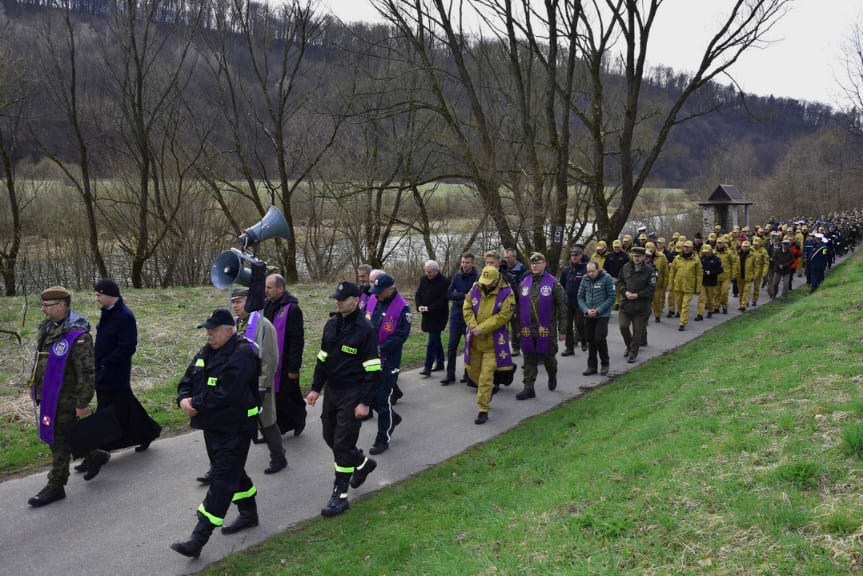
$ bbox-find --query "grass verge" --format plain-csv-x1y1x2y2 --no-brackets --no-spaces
206,254,863,575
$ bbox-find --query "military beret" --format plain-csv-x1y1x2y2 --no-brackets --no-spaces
41,286,71,301
230,287,249,299
529,252,546,263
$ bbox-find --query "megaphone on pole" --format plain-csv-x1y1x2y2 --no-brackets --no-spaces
210,248,254,289
238,206,290,247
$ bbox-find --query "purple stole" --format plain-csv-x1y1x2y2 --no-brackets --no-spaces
364,294,378,320
359,292,369,311
244,311,260,341
371,293,408,345
271,304,291,394
519,272,556,355
464,285,514,368
33,329,86,446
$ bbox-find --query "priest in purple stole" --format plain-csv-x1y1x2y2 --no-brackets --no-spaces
27,286,111,507
515,253,568,400
263,274,307,436
366,273,411,455
463,266,515,424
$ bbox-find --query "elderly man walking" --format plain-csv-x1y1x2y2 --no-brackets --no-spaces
415,260,449,377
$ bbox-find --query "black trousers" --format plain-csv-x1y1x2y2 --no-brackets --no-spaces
199,428,255,527
276,376,307,434
446,315,467,381
585,317,610,369
321,387,366,475
373,368,400,446
96,388,161,451
619,309,649,357
564,304,586,350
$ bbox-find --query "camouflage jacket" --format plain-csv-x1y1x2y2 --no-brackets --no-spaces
31,311,96,412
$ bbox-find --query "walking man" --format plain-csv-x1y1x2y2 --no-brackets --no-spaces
442,253,478,385
617,247,657,363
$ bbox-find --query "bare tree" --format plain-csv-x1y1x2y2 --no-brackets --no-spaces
372,0,517,251
601,0,791,239
99,0,205,287
32,3,109,279
0,20,28,296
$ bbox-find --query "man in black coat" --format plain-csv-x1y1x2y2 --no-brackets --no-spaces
264,274,306,436
441,253,479,386
88,280,160,462
559,244,590,356
415,260,449,376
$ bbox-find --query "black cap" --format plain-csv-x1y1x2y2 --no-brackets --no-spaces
95,279,121,298
197,309,235,329
630,246,646,254
370,274,395,295
331,281,361,300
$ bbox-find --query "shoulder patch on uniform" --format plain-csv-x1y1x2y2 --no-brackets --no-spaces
405,313,412,323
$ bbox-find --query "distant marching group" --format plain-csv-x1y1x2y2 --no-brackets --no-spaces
24,211,861,559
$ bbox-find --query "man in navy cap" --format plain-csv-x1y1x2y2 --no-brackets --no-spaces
171,309,262,558
365,273,410,455
306,282,381,517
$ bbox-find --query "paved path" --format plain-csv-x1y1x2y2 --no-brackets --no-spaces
0,270,830,576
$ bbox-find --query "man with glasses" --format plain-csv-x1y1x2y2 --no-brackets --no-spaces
28,287,110,507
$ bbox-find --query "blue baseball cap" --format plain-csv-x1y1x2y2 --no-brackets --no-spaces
370,273,395,295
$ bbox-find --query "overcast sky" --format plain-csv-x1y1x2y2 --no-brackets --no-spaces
320,0,860,108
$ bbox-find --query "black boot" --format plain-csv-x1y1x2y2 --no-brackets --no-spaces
516,384,536,400
350,457,377,489
391,385,404,405
83,450,110,481
74,459,88,473
321,477,351,518
222,502,259,535
28,484,66,507
261,424,287,475
561,349,575,357
171,516,215,558
547,374,558,391
196,470,211,485
474,411,489,425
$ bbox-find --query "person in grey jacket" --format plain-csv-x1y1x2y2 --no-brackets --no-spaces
577,262,617,376
233,289,285,474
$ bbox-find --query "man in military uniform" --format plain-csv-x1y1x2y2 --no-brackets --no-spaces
559,244,590,355
366,273,409,455
736,240,762,311
645,242,668,323
750,237,769,306
715,236,737,314
604,239,629,311
232,288,285,474
668,240,702,331
515,253,567,400
306,282,380,517
171,310,262,558
698,244,723,320
28,287,111,507
617,247,657,363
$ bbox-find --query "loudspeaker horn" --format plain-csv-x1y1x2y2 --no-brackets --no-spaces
238,206,290,247
210,249,253,289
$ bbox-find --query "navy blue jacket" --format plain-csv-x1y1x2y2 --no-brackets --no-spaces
370,290,412,370
447,267,479,321
808,242,829,272
559,255,591,305
95,298,137,391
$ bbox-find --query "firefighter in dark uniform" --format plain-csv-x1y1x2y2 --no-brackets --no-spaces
306,282,381,517
367,273,409,455
171,310,262,559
